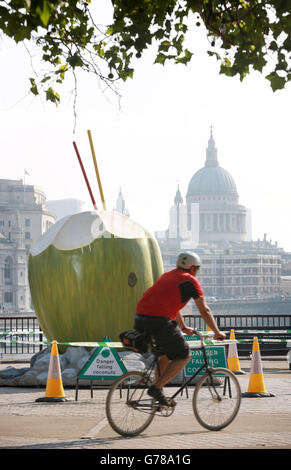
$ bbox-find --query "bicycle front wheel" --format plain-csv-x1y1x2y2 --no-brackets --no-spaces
106,371,156,437
193,368,241,431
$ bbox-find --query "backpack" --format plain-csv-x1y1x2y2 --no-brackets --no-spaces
119,329,151,354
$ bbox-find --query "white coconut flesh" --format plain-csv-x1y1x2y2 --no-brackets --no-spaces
30,211,151,256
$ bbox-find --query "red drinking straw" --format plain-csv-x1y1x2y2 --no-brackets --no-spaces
73,141,97,210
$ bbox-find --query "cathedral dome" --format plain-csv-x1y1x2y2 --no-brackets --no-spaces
187,130,238,198
187,166,238,196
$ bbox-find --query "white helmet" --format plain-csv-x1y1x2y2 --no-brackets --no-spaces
176,252,201,270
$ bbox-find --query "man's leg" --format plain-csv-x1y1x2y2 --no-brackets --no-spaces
154,352,191,389
155,355,169,382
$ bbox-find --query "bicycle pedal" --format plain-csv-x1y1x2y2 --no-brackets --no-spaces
168,398,177,408
156,403,176,418
154,399,176,411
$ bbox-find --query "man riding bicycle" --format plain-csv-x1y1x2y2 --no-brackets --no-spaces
134,252,226,406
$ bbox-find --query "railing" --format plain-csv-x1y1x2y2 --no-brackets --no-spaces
0,315,43,356
184,313,291,330
1,313,291,358
184,314,291,356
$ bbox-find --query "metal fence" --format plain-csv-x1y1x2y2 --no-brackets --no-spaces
0,315,44,356
184,313,291,330
184,313,291,356
1,313,291,358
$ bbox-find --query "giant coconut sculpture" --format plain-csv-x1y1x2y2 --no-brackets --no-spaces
28,210,163,343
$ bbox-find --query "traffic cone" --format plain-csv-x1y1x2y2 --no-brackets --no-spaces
227,329,245,375
242,337,275,397
35,341,70,402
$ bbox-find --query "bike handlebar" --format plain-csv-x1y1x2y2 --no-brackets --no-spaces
192,329,215,340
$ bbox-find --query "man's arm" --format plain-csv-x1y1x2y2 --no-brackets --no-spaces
176,311,195,336
194,297,226,340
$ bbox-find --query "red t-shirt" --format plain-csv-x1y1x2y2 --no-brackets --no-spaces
136,268,204,321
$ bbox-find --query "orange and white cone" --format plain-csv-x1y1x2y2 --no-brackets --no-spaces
242,337,275,397
35,340,70,402
227,329,245,375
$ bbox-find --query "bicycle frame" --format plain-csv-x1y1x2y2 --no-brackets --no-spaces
150,340,215,401
119,332,230,409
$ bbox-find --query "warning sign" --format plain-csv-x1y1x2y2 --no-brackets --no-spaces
78,345,127,380
185,346,226,377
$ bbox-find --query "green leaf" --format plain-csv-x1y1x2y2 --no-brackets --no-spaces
175,49,193,65
36,0,51,27
159,40,171,52
265,72,286,91
14,26,32,42
45,87,60,104
106,26,114,35
118,67,134,81
222,57,231,67
41,76,51,83
154,52,167,65
67,54,83,68
29,77,38,96
219,64,236,78
207,50,221,60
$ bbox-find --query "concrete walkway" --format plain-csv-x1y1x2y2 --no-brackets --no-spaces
0,358,291,451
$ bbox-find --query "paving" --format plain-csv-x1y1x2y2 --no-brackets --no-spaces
0,358,291,451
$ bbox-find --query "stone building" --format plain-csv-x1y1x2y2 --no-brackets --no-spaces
156,130,282,300
186,128,249,244
0,179,55,312
0,229,28,312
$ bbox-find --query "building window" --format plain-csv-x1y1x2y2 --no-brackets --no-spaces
4,292,13,303
25,219,31,227
4,257,13,284
25,232,31,240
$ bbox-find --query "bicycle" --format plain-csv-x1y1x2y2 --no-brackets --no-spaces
106,330,241,437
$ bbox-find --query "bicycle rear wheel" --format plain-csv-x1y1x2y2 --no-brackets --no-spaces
193,367,241,431
106,371,156,437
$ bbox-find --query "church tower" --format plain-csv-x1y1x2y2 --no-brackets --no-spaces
114,188,130,217
186,129,247,244
168,184,199,248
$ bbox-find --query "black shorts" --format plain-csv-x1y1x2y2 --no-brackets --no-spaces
134,315,190,360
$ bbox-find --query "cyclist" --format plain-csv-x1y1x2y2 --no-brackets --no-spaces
134,252,226,406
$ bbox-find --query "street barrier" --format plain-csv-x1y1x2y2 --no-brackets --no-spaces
242,337,276,398
227,329,245,375
35,340,70,402
1,330,291,349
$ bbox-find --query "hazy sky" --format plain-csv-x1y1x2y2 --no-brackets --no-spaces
1,2,290,251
